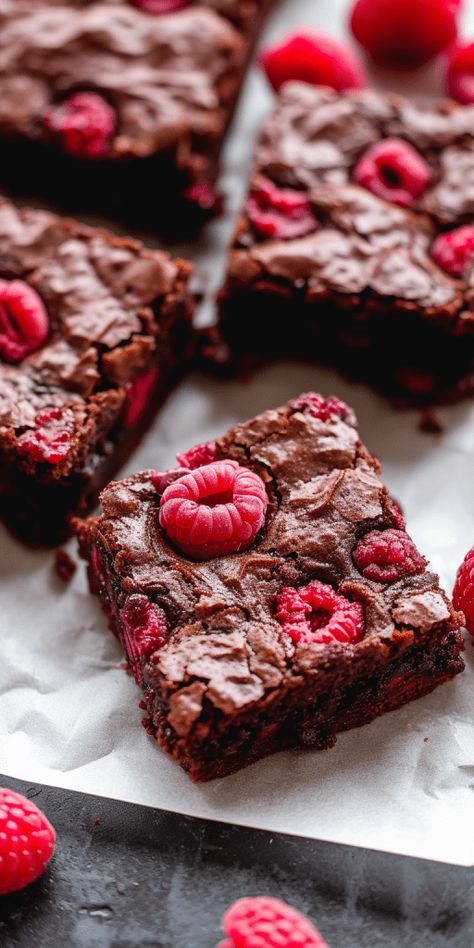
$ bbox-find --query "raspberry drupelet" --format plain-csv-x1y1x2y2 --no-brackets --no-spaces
246,176,318,241
0,788,56,895
453,546,474,635
219,896,329,948
261,30,368,93
353,139,431,208
447,42,474,104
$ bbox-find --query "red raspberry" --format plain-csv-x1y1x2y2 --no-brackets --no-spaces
353,529,427,583
0,788,56,895
220,896,328,948
350,0,461,70
120,595,168,683
183,179,220,213
177,440,216,469
289,392,351,423
432,226,474,278
44,92,115,159
453,545,474,635
276,579,364,645
16,409,72,464
354,139,431,208
261,30,368,93
0,280,48,362
159,460,268,560
132,0,188,11
447,42,474,104
247,176,317,241
123,367,158,428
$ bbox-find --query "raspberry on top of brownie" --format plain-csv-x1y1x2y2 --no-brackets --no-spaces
77,393,464,781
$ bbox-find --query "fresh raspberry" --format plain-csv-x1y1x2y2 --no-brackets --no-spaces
132,0,189,11
44,92,115,159
353,139,431,208
0,280,48,363
246,176,317,241
220,896,328,948
0,788,56,895
177,440,216,469
350,0,461,70
183,179,220,213
120,595,168,683
276,579,364,645
453,545,474,635
159,460,268,559
16,409,72,464
447,42,474,104
353,529,427,583
261,30,368,93
432,226,474,278
289,392,351,423
123,367,158,428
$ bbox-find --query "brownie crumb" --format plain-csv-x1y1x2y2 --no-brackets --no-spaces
54,549,77,582
419,410,444,434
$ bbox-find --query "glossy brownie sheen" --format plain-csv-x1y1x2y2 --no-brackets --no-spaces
0,0,273,232
77,396,465,781
216,85,474,402
0,196,194,544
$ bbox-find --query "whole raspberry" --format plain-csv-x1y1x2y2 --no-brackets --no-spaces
120,595,168,683
453,545,474,635
0,788,56,895
276,579,364,645
177,440,216,469
132,0,189,11
260,30,368,93
447,42,474,104
354,139,431,208
353,529,427,583
246,176,317,241
44,92,115,159
0,280,48,363
220,896,328,948
123,367,158,428
16,409,72,464
289,392,351,423
432,226,474,277
350,0,461,70
159,459,268,560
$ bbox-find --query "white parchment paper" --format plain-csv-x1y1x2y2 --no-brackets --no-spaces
1,0,474,867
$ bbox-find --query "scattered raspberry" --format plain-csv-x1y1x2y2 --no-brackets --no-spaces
44,92,115,159
120,595,168,683
17,409,72,464
350,0,461,69
447,42,474,104
159,460,268,559
132,0,189,11
353,529,427,583
0,280,49,363
183,179,221,213
177,440,216,469
220,897,329,948
123,367,158,428
453,545,474,635
432,226,474,278
247,176,317,241
54,549,77,583
289,392,351,423
261,30,368,93
276,579,364,645
354,138,431,208
0,788,56,895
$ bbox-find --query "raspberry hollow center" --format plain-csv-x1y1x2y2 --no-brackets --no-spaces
276,579,364,645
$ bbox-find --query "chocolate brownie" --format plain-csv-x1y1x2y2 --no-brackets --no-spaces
76,393,465,781
0,0,274,235
0,195,194,546
212,85,474,403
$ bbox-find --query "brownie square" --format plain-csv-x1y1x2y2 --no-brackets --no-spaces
77,393,464,781
0,0,274,235
0,195,194,545
213,85,474,403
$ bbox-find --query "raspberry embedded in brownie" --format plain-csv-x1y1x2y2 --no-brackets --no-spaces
76,393,465,781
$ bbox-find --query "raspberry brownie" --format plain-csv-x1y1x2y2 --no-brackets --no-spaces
212,85,474,403
0,0,274,235
0,195,194,546
76,394,465,781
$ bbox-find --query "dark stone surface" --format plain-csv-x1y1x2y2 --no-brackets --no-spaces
0,776,473,948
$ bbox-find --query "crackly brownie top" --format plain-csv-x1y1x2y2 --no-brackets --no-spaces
85,395,461,727
0,1,257,161
227,84,474,325
0,196,191,461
